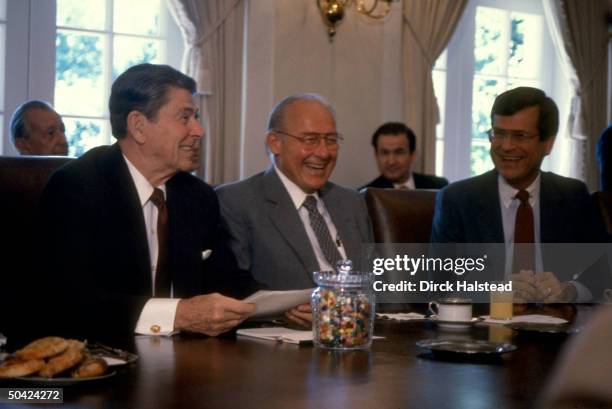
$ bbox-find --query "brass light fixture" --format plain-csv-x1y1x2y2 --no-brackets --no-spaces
316,0,398,41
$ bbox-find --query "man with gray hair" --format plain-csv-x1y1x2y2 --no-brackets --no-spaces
10,100,68,155
216,93,373,325
39,64,259,338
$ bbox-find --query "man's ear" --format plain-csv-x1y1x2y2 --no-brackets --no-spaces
14,138,31,154
126,111,147,144
266,132,282,155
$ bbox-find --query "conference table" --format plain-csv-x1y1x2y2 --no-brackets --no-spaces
3,305,590,409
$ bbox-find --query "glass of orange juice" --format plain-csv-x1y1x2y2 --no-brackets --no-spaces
490,283,513,320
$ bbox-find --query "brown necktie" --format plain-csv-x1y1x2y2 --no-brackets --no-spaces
150,188,170,297
512,189,535,273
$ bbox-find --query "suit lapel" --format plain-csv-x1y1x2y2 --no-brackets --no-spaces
474,171,505,243
100,144,152,293
539,172,564,243
263,168,319,275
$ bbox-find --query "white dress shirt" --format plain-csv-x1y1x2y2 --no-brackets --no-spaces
393,174,415,190
497,173,590,300
274,166,347,271
123,155,179,335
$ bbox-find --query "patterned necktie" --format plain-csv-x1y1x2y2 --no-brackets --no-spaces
302,195,343,267
150,188,171,297
512,189,535,273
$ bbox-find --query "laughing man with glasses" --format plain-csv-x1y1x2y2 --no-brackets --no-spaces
216,93,373,327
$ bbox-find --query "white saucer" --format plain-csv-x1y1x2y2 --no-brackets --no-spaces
427,316,481,329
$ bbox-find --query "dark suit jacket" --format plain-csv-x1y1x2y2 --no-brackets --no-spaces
360,173,448,191
430,170,609,292
39,144,257,337
216,167,374,290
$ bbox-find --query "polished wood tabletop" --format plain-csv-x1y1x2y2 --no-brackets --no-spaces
3,305,590,409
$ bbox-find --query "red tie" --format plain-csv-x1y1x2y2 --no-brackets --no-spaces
512,189,535,273
150,188,170,297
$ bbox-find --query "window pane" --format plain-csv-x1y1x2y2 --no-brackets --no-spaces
508,12,543,80
507,78,540,90
114,0,160,35
434,50,447,70
113,36,160,79
472,76,506,140
474,7,506,75
65,118,107,157
57,0,105,30
55,30,106,116
470,140,493,176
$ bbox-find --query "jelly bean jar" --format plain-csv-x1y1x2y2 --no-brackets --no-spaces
312,260,375,350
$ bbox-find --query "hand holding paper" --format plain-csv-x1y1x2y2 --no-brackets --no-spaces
243,289,313,319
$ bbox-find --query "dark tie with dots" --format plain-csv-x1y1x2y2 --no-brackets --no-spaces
512,189,535,273
302,195,342,267
150,188,170,297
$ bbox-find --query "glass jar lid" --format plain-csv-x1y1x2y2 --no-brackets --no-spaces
312,260,374,287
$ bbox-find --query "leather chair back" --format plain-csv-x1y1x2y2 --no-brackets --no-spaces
0,156,73,212
362,187,438,243
0,155,73,338
592,191,612,235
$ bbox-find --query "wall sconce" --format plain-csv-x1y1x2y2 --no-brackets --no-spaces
316,0,398,41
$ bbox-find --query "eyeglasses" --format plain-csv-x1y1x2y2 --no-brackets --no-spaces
273,130,343,150
487,128,539,143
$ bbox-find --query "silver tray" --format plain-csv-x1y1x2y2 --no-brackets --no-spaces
416,339,518,355
14,370,116,386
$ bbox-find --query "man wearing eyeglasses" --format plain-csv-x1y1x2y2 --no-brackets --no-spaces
216,93,373,325
431,87,608,303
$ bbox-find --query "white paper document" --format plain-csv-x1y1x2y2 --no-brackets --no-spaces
243,288,314,319
237,327,313,345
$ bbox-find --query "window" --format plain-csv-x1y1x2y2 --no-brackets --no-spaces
55,0,167,156
470,7,543,176
434,0,568,181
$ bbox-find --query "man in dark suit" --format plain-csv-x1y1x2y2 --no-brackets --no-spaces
360,122,448,190
431,87,608,303
39,64,257,338
217,93,373,326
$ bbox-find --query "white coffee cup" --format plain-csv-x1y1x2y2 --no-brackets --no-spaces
428,298,473,322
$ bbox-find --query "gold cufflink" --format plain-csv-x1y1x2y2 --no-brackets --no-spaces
150,324,161,333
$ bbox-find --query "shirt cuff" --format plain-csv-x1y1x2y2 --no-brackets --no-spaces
570,281,592,303
135,298,181,335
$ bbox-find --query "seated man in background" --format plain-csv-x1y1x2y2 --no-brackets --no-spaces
360,122,448,190
431,87,608,303
216,93,373,325
10,100,68,156
39,64,258,338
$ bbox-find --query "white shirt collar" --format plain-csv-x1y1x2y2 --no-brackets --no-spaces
273,165,320,209
498,172,540,208
393,173,415,190
123,154,166,206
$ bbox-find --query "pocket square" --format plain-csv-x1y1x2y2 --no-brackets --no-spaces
201,249,212,260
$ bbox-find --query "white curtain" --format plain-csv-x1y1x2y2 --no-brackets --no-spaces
402,0,467,175
166,0,244,184
542,0,609,189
